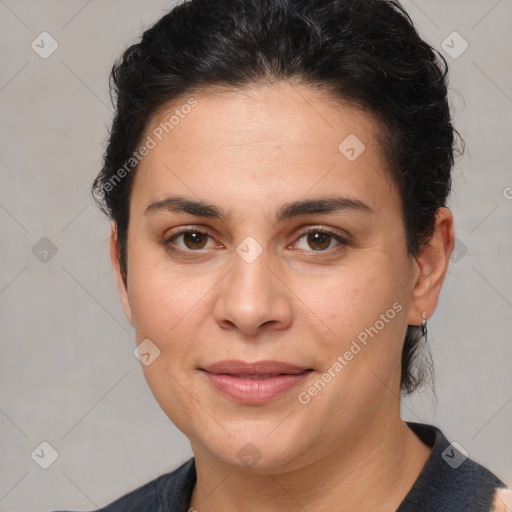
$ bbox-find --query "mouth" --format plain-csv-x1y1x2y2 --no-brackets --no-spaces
200,360,314,404
213,373,305,380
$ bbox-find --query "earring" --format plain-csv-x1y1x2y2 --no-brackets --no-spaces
419,312,428,339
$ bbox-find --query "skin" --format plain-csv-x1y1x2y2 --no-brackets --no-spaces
110,82,455,511
490,489,512,511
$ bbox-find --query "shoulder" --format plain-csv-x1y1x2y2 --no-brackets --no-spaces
53,458,196,512
399,422,507,512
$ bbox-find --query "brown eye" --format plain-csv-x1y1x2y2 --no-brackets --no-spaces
306,232,332,251
294,230,348,252
164,228,214,254
180,231,208,250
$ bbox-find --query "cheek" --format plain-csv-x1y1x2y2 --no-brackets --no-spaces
126,248,223,372
139,357,201,439
305,260,404,334
126,257,207,430
303,257,410,388
126,246,194,343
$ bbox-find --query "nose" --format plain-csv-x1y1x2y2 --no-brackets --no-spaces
213,247,293,338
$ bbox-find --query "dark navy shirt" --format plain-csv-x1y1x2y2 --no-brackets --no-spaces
55,422,506,512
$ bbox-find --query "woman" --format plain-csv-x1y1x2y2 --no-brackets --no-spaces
59,0,507,510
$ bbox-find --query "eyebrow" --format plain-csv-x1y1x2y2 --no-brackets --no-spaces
144,194,373,223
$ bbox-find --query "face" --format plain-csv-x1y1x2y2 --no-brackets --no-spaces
112,82,436,473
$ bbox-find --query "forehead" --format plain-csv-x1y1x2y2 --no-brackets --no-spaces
146,83,383,156
131,83,398,215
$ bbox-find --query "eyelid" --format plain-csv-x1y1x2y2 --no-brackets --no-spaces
163,225,222,249
292,225,352,244
163,225,351,254
289,227,351,254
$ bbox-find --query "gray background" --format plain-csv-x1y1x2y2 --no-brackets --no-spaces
1,0,511,510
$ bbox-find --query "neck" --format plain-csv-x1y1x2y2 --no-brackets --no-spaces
189,416,432,512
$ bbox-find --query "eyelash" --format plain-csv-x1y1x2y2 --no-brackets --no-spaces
163,226,350,256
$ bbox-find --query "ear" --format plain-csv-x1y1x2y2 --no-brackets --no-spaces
110,223,134,326
407,207,455,326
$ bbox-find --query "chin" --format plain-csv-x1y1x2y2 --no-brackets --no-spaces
194,424,312,473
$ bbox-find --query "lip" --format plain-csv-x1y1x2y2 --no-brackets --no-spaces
202,359,311,375
200,360,313,404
